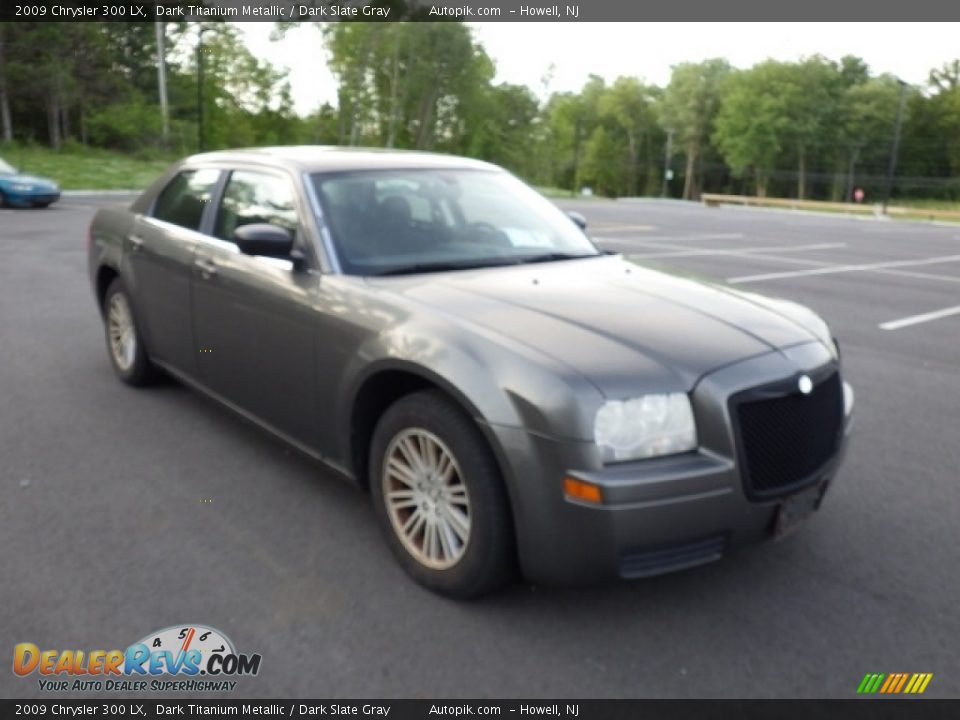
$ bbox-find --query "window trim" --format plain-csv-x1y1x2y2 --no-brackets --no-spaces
212,168,302,245
147,167,224,233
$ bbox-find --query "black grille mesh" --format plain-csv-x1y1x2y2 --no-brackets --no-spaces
735,372,843,500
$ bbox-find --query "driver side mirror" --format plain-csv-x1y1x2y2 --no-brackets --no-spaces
567,211,587,231
233,223,296,261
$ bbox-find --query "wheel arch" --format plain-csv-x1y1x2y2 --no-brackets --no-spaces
344,361,515,500
95,264,121,316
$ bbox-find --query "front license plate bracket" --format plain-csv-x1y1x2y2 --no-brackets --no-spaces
773,481,827,539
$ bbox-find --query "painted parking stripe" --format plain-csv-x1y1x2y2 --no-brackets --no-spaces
596,232,744,241
588,224,657,233
878,305,960,331
728,253,960,283
608,237,960,286
628,242,845,259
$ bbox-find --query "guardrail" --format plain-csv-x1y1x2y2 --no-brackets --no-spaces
700,193,960,221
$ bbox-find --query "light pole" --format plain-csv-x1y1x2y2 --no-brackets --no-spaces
197,26,211,152
155,21,169,148
661,128,674,198
881,79,909,214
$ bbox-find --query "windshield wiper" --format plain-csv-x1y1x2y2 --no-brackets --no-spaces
372,258,519,276
511,252,601,265
372,253,600,277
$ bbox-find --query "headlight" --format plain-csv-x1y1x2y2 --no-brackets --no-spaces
11,183,33,192
843,381,854,417
594,393,697,462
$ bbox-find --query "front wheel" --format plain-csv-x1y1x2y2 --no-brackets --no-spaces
370,390,515,598
102,278,159,386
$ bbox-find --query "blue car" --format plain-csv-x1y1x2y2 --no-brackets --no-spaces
0,157,61,208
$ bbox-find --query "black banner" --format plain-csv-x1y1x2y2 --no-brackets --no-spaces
0,700,958,720
3,0,960,22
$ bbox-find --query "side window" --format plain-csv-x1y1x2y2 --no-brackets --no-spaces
214,171,299,242
152,169,220,231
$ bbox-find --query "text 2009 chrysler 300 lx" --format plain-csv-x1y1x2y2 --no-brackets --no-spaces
88,147,853,598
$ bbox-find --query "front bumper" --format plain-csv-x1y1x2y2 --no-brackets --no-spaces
5,190,60,207
490,341,853,586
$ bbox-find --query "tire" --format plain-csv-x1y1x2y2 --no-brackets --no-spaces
370,390,515,598
0,191,7,208
102,278,160,386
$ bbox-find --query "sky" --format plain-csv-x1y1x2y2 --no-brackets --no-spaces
238,22,960,116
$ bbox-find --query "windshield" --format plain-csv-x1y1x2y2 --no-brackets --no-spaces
0,158,16,175
310,169,600,276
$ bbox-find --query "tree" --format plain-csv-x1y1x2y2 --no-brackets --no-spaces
599,77,657,196
660,59,730,199
836,75,902,200
713,63,786,197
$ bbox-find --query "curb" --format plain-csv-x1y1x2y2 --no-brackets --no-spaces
62,189,141,196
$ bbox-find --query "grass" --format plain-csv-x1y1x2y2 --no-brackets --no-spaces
534,185,610,200
0,143,175,191
893,198,960,212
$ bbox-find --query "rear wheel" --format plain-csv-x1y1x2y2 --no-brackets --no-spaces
103,278,159,386
370,390,514,598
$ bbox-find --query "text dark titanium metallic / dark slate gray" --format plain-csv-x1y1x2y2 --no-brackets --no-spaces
87,147,854,598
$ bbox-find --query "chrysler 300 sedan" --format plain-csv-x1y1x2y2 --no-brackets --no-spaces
88,147,853,597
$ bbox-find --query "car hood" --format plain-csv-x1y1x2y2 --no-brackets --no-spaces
0,173,58,188
371,255,832,398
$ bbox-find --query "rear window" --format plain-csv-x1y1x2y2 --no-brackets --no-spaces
152,169,220,231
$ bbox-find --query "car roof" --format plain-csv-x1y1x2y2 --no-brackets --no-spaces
183,146,501,174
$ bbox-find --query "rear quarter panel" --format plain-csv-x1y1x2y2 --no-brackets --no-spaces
88,204,137,307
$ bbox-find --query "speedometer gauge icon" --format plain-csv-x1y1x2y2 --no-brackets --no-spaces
131,624,235,674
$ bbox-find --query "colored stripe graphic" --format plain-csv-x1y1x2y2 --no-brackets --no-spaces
893,674,909,693
857,672,933,694
856,673,885,694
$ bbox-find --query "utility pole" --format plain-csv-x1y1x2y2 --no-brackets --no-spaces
155,21,170,148
196,26,210,153
881,79,909,215
661,129,674,198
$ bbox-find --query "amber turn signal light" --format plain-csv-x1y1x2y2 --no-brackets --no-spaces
563,476,603,504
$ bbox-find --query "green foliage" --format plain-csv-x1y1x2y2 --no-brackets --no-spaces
0,141,174,190
85,96,163,152
2,20,960,201
660,59,730,198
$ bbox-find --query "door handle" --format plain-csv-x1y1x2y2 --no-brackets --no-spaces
194,257,219,279
129,235,145,252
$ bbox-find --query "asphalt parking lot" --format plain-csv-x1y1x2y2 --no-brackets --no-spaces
2,195,958,699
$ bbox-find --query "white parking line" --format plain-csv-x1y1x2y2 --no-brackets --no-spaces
728,254,960,284
615,239,960,285
878,305,960,331
594,232,745,242
628,242,845,260
589,224,657,233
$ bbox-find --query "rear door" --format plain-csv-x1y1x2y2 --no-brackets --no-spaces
128,168,222,376
190,168,321,447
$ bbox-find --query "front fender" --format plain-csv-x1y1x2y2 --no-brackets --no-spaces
335,319,605,466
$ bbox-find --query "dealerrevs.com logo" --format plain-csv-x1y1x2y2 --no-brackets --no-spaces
13,625,261,692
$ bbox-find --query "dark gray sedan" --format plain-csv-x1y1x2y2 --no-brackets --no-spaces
88,147,854,597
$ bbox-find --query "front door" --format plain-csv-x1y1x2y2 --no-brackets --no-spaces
190,169,320,448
